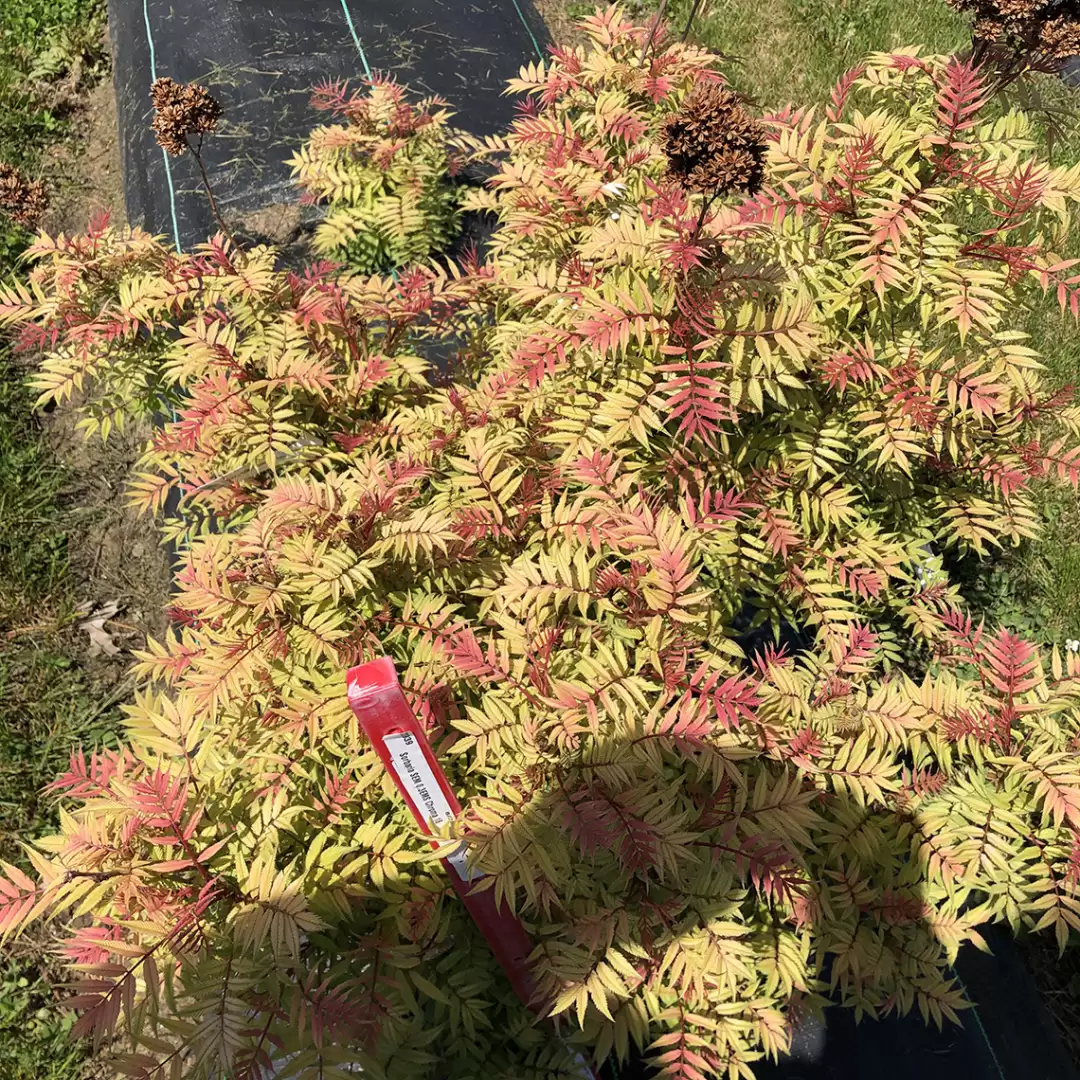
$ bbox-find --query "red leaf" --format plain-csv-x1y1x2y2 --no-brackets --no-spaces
832,555,883,600
821,342,880,395
785,727,825,766
560,786,619,856
689,668,761,729
440,627,506,683
827,64,867,122
130,770,190,835
983,628,1039,698
647,693,714,750
728,833,807,906
45,747,130,799
758,506,801,559
934,59,988,144
683,486,750,530
831,623,879,674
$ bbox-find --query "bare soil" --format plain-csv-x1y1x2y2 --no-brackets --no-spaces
45,411,172,653
33,51,172,665
41,74,127,234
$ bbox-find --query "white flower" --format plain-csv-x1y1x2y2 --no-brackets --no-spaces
915,558,940,586
1067,639,1079,653
602,181,626,196
609,211,620,220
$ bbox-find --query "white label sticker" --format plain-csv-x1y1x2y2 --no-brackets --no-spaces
383,732,481,882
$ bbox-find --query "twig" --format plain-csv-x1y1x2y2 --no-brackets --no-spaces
690,189,719,245
681,0,705,42
639,0,670,69
186,134,234,243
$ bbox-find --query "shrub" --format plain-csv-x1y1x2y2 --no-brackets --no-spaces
3,7,1080,1079
289,75,463,273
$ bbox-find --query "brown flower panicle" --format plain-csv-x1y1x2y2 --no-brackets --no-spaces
1039,12,1080,57
660,83,767,196
150,77,223,157
0,163,48,229
947,0,1080,62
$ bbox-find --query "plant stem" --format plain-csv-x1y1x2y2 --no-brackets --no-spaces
638,0,669,69
681,0,704,42
690,188,719,245
186,135,233,243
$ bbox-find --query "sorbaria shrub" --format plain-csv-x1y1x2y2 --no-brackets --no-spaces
4,7,1080,1079
289,75,463,273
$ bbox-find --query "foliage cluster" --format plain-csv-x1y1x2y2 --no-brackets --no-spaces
5,8,1080,1080
289,75,464,273
661,0,1080,704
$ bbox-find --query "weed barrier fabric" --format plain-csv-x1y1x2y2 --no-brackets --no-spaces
106,0,547,248
754,927,1078,1080
107,0,545,572
608,926,1077,1080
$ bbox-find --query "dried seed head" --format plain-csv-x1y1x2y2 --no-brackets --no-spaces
947,0,1080,61
0,163,48,228
150,77,223,156
660,83,767,196
1039,13,1080,58
948,0,1051,24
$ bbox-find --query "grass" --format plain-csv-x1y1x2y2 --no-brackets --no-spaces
661,0,967,106
0,1,115,1077
0,0,108,254
0,367,69,619
0,363,120,1080
0,357,124,859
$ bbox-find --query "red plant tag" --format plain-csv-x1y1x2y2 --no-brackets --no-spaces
345,656,541,1010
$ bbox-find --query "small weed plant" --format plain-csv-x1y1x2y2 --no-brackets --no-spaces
290,76,463,272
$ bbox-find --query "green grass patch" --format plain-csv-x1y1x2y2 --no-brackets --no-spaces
0,1,113,1075
0,356,122,859
0,359,70,619
0,0,107,254
0,354,122,1080
667,0,967,107
0,956,86,1080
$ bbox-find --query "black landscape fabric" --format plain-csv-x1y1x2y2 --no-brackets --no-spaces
756,925,1079,1080
106,0,547,248
609,926,1077,1080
